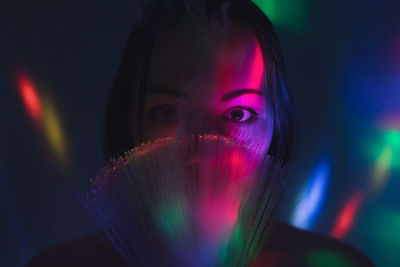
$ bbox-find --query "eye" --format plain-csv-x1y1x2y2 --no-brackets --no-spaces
148,104,178,125
223,106,258,123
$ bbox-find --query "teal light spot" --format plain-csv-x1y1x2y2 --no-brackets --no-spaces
365,129,400,170
384,130,400,149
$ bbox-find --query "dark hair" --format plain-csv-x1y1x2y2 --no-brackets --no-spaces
104,0,295,162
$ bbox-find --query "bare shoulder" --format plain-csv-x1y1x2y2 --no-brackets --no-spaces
26,223,374,266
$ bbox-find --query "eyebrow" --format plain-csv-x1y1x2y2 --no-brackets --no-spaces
147,87,190,101
221,89,265,102
147,87,264,102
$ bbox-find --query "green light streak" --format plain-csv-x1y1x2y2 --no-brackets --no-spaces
157,201,187,242
218,222,260,267
252,0,308,30
365,129,400,170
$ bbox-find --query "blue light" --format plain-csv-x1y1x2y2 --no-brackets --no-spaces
291,159,330,229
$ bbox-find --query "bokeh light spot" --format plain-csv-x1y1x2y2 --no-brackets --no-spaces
365,128,400,172
17,74,42,122
331,192,364,239
42,97,68,165
291,160,330,229
370,145,392,195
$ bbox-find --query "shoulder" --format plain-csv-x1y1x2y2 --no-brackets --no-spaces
26,223,374,266
255,222,374,267
26,233,126,267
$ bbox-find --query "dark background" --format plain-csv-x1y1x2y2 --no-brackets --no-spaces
1,0,399,266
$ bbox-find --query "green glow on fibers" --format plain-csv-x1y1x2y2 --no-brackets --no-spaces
157,201,187,240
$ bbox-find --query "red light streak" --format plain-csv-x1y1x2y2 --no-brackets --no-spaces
331,192,364,239
17,74,42,122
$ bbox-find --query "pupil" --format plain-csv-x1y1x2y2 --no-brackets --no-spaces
231,110,244,121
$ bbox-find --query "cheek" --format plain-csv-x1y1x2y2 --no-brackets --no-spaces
223,116,272,155
140,120,178,142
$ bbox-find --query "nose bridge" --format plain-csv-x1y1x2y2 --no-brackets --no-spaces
178,108,219,136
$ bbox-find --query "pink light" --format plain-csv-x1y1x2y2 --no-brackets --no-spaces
331,192,364,239
198,197,239,243
380,114,400,129
248,43,264,90
17,74,42,122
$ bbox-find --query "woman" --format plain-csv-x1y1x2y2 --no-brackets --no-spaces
28,0,373,266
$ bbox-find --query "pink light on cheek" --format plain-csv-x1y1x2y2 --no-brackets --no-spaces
216,148,257,185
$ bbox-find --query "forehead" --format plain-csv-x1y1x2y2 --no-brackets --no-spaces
147,21,265,96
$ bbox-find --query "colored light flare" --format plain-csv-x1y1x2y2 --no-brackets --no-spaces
370,145,392,196
291,160,330,229
16,73,68,164
331,192,364,239
365,127,400,195
42,98,68,164
252,0,308,30
17,74,42,122
383,130,400,169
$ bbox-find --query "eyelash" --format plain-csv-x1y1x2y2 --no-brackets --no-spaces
223,106,259,124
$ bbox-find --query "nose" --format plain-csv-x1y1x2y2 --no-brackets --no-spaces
177,109,222,137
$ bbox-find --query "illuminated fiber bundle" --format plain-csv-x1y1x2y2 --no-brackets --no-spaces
79,135,287,266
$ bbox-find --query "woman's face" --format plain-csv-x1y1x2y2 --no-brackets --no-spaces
140,21,273,155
